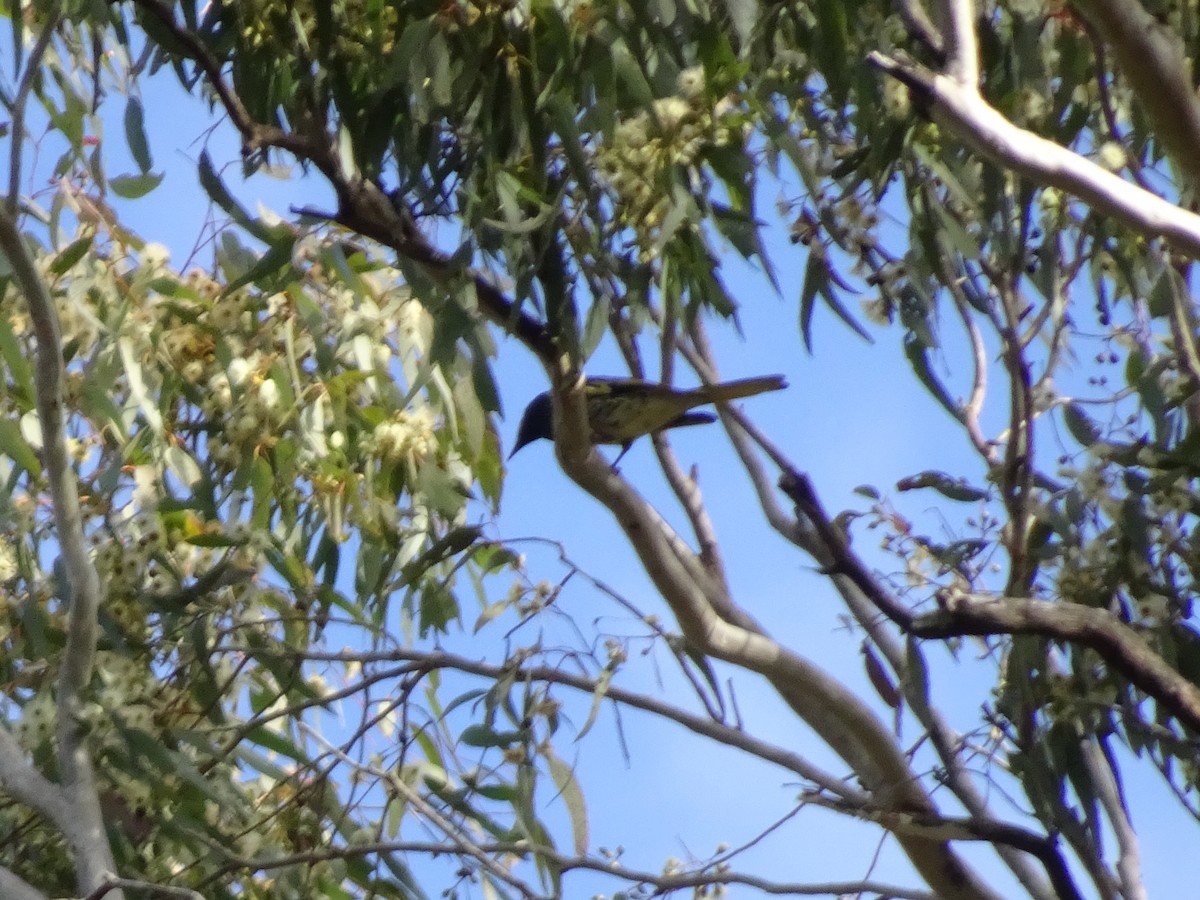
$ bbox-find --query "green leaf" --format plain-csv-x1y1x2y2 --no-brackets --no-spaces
813,0,849,105
109,171,165,199
197,151,274,243
183,531,240,548
117,336,165,432
611,38,655,106
244,725,310,764
0,418,41,476
575,668,611,741
904,334,959,420
49,235,93,276
904,636,932,723
419,580,459,636
800,251,871,348
543,747,589,855
417,461,468,517
460,724,523,748
930,200,981,260
580,296,610,362
896,470,989,502
0,317,33,406
798,251,825,352
819,277,872,344
222,236,298,295
1063,402,1101,447
124,97,154,173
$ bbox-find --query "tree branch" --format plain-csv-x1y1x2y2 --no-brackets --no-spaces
680,327,1055,899
128,0,324,165
82,877,203,900
913,589,1200,733
0,208,117,896
894,0,946,62
262,645,867,804
0,865,45,900
1071,0,1200,191
867,53,1200,260
0,726,69,828
6,7,63,217
217,837,939,899
553,457,1003,897
937,0,979,85
1080,736,1146,900
805,794,1084,900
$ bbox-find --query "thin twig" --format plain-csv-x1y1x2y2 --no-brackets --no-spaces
226,644,866,804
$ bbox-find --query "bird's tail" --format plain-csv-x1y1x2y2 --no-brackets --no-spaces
695,374,787,404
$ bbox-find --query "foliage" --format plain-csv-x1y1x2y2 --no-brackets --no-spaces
2,0,1200,899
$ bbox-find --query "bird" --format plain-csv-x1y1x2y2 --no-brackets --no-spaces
508,374,787,463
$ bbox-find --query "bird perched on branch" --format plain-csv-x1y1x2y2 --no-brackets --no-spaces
508,374,787,462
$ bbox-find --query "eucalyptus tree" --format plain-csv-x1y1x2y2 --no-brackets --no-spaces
0,1,1197,899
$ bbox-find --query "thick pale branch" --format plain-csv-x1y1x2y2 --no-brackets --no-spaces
913,590,1200,733
938,0,979,85
1071,0,1200,190
555,452,1002,899
685,327,1056,899
868,53,1200,260
0,726,69,826
0,208,117,896
0,866,45,900
82,878,202,900
6,9,62,216
1080,737,1146,900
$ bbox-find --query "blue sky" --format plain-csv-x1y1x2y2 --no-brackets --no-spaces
56,50,1198,900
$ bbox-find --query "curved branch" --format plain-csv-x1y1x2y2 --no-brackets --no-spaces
894,0,946,62
6,8,63,216
913,589,1200,733
0,726,69,836
0,865,45,900
868,53,1200,260
1080,736,1146,900
275,645,866,803
938,0,979,85
219,837,939,899
1071,0,1200,190
806,795,1083,900
552,443,1002,897
128,0,322,164
681,325,1061,900
0,208,117,896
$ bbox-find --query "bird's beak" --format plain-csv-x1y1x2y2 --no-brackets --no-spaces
508,429,536,460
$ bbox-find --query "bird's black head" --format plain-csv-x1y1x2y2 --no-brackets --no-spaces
509,391,554,459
